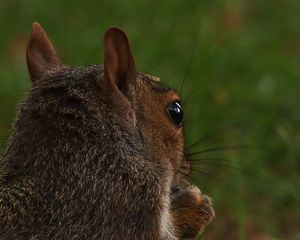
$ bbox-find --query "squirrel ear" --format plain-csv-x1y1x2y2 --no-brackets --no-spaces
103,27,135,94
26,22,62,82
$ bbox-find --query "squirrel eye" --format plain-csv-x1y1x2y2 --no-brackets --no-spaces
167,101,183,127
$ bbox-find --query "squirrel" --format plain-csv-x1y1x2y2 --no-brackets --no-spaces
0,22,214,240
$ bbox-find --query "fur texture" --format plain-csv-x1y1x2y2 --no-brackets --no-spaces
0,24,214,240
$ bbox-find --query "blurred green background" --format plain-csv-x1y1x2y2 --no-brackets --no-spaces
0,0,299,239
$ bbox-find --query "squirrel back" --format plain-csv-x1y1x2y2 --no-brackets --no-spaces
0,23,214,239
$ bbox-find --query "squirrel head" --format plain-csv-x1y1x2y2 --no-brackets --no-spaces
25,23,191,188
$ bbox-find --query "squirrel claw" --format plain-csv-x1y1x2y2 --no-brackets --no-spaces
171,185,215,240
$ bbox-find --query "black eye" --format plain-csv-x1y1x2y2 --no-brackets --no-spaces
167,101,183,127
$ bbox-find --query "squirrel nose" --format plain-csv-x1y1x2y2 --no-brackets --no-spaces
171,185,181,194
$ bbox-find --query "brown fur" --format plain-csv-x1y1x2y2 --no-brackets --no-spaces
171,185,215,239
0,23,214,239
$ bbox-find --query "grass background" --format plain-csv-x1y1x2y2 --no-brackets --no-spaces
0,0,299,239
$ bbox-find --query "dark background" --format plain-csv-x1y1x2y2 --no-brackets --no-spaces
0,0,299,239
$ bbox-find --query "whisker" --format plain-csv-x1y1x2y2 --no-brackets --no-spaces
189,145,259,156
178,35,198,95
182,85,202,105
191,157,248,167
191,160,261,181
187,120,248,150
191,157,256,169
184,174,198,186
179,170,197,185
182,79,217,106
191,157,242,164
192,158,269,183
189,168,239,193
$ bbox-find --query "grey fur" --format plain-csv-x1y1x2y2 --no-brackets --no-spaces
0,65,177,239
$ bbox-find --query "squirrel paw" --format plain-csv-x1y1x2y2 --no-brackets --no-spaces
171,186,215,240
